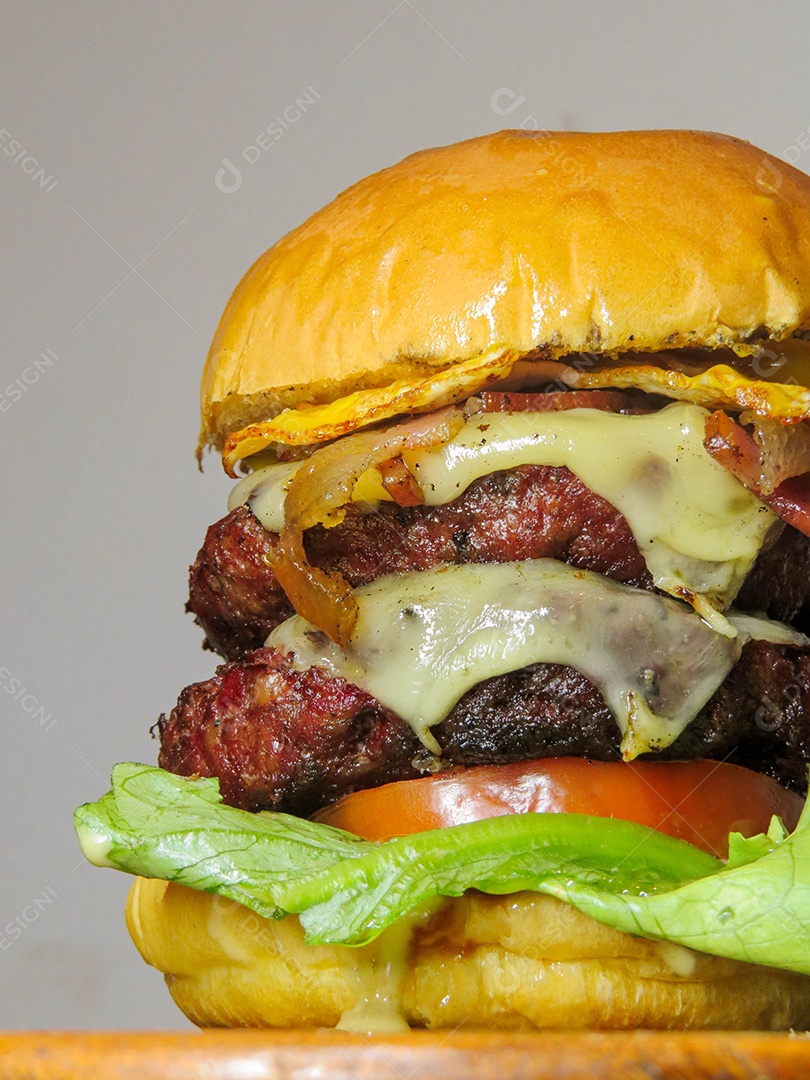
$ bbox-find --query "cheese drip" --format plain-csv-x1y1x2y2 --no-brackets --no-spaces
268,561,754,761
233,403,776,615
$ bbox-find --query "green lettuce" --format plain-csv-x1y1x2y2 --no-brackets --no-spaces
75,763,810,973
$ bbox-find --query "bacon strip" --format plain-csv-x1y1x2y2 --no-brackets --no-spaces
378,457,423,507
704,411,810,537
769,473,810,537
478,389,661,414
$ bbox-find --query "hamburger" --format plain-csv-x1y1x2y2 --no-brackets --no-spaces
76,129,810,1031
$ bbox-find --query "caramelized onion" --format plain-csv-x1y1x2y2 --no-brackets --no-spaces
270,408,465,645
743,412,810,495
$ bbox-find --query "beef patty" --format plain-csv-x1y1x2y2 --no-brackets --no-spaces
158,642,810,817
188,466,810,660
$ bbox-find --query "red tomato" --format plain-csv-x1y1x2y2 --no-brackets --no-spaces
314,758,804,859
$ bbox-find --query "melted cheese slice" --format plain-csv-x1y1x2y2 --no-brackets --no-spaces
269,560,754,761
234,403,777,615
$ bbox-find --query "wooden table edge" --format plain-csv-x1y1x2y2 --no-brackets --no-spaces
2,1030,810,1079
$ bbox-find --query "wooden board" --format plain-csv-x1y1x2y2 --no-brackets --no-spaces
3,1031,810,1079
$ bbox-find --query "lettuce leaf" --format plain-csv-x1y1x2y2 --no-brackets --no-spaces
75,763,810,974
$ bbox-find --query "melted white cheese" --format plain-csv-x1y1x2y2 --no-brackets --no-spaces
75,826,117,869
268,561,755,760
335,906,428,1035
229,459,298,519
235,404,776,614
654,940,699,977
725,612,808,646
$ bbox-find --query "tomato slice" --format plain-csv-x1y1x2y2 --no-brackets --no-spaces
314,758,804,859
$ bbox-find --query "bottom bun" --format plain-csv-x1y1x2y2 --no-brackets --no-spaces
127,877,810,1031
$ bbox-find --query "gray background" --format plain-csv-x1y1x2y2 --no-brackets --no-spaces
3,0,810,1030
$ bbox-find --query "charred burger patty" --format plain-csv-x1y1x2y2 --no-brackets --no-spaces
171,388,810,815
188,460,810,661
167,385,810,816
159,638,810,818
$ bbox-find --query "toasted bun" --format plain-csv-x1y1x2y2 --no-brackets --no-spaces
200,129,810,452
128,878,810,1031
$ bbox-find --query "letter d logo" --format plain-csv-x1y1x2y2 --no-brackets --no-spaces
490,88,526,116
215,158,243,194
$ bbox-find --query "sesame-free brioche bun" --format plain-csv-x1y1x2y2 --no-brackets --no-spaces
200,129,810,452
128,878,810,1031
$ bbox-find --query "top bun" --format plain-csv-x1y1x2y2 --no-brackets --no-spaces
200,129,810,451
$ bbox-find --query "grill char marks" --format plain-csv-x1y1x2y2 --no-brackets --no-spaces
188,468,810,661
158,643,810,816
186,505,283,660
188,465,650,660
440,644,810,793
158,650,422,816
